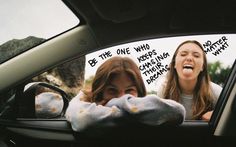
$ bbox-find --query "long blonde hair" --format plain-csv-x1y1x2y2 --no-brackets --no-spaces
164,40,214,119
85,56,146,103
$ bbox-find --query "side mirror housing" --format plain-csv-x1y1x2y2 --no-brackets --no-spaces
18,82,69,118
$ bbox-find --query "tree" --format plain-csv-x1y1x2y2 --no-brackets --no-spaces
207,61,231,86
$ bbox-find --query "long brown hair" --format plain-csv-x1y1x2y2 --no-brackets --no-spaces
85,56,146,103
163,40,214,119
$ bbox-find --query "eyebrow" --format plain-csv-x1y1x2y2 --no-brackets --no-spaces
179,50,201,54
193,52,201,54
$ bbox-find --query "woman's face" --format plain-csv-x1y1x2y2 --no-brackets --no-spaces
175,42,204,81
99,72,138,105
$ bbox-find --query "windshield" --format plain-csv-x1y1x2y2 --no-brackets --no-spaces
0,0,79,63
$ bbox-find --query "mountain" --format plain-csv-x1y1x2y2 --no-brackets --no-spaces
0,36,45,63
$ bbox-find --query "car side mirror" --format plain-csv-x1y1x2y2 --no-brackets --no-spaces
18,82,69,118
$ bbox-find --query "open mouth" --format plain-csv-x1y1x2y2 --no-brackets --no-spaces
183,65,194,70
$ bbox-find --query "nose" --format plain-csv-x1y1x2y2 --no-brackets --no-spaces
186,55,193,61
117,90,126,97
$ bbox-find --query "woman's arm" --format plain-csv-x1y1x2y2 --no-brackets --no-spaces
65,94,122,131
106,94,186,125
66,93,186,131
201,111,213,121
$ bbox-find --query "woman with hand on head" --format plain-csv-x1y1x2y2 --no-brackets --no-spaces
66,56,185,131
156,40,222,121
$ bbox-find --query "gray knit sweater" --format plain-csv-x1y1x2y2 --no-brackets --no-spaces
66,92,186,132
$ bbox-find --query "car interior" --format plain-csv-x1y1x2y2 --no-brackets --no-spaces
0,0,236,147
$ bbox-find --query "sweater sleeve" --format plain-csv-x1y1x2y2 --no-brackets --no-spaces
105,94,186,125
65,93,123,132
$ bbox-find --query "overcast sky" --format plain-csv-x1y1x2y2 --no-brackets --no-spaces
0,0,79,45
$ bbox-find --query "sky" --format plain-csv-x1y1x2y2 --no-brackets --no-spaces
0,0,79,45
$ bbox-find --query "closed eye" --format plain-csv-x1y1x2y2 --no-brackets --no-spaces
193,52,201,58
180,52,187,56
125,87,137,95
106,87,118,95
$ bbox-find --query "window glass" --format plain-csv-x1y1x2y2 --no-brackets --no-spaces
85,34,235,93
33,34,235,98
30,34,235,120
82,34,235,120
0,0,79,63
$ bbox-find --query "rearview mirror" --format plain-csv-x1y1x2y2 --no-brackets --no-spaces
18,82,69,118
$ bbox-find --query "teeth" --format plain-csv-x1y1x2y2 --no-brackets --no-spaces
183,65,193,69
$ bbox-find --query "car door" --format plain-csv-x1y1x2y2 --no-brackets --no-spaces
0,80,234,147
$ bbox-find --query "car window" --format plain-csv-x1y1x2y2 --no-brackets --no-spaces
27,34,235,119
0,0,79,64
85,34,234,92
83,34,235,121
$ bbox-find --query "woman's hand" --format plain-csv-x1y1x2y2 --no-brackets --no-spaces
201,111,213,121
